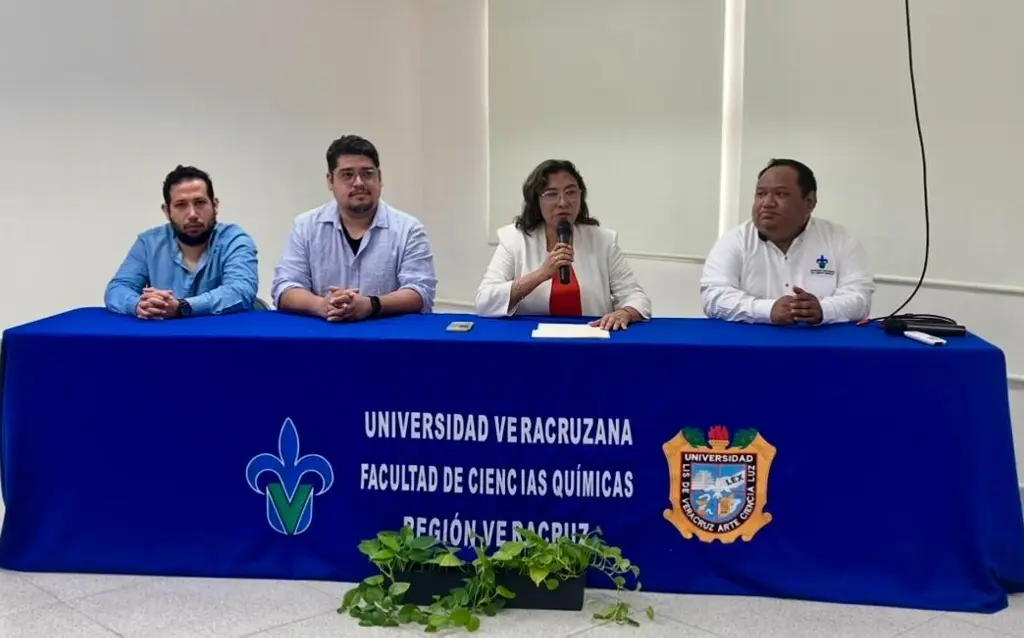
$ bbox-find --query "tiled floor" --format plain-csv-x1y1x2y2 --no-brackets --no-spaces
0,498,1021,637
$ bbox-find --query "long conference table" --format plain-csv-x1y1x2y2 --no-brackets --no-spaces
1,307,1023,613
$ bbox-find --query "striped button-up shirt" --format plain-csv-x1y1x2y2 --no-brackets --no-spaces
271,200,437,311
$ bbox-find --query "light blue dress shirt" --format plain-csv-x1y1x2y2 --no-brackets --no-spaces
104,222,259,316
271,200,437,312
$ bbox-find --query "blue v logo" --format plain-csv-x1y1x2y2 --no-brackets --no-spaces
245,418,334,535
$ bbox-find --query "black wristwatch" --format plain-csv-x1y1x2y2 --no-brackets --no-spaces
369,295,382,317
177,299,192,317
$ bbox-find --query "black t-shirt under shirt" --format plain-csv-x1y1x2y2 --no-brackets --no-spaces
341,223,362,255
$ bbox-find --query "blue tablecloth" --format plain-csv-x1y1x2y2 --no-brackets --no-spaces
1,308,1023,612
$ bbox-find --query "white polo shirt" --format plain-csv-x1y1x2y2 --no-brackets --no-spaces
700,218,874,325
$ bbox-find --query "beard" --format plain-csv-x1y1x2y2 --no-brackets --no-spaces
171,220,214,246
348,201,376,215
346,190,378,216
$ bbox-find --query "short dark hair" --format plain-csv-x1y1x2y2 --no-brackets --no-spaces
162,165,214,206
326,135,380,172
513,159,599,234
758,158,817,197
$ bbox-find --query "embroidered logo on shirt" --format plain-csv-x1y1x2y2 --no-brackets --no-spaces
245,418,334,535
662,425,775,543
810,254,835,276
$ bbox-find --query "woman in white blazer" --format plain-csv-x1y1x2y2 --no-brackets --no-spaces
475,160,651,331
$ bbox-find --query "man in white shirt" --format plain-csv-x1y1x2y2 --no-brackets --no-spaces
701,159,874,325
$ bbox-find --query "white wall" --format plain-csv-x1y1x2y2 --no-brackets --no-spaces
487,0,723,257
0,0,423,330
416,0,1024,481
420,0,709,320
1,0,1021,480
738,0,1024,479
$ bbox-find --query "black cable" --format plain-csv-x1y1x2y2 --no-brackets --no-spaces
863,0,953,326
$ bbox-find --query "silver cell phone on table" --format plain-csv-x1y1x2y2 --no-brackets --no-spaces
446,321,475,333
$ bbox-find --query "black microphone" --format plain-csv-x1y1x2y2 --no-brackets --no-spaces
556,220,572,285
881,317,967,338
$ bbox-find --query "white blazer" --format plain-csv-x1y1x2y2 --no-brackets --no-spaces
475,223,652,319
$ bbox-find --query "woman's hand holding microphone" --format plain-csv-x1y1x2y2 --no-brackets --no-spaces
537,242,574,279
510,243,574,308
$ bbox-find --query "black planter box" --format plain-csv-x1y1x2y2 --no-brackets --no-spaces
392,567,585,611
393,567,468,606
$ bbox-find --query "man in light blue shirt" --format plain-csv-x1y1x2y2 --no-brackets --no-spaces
272,135,437,321
105,165,259,319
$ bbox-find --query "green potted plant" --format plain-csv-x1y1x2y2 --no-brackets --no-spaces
339,524,654,632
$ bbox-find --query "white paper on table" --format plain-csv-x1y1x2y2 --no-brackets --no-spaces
530,323,610,339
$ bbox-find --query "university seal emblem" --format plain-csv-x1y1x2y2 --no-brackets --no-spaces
662,425,775,543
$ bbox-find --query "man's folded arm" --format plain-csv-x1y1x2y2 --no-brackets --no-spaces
272,222,322,315
700,235,775,324
104,237,149,315
385,223,437,314
185,233,259,316
819,236,874,324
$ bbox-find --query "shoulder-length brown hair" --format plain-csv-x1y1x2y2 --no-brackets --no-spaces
513,159,600,234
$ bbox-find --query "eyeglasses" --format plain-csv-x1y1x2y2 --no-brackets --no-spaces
335,168,379,184
539,188,581,203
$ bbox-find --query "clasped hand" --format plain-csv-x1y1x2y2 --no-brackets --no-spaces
321,286,372,322
771,286,823,325
136,288,179,320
